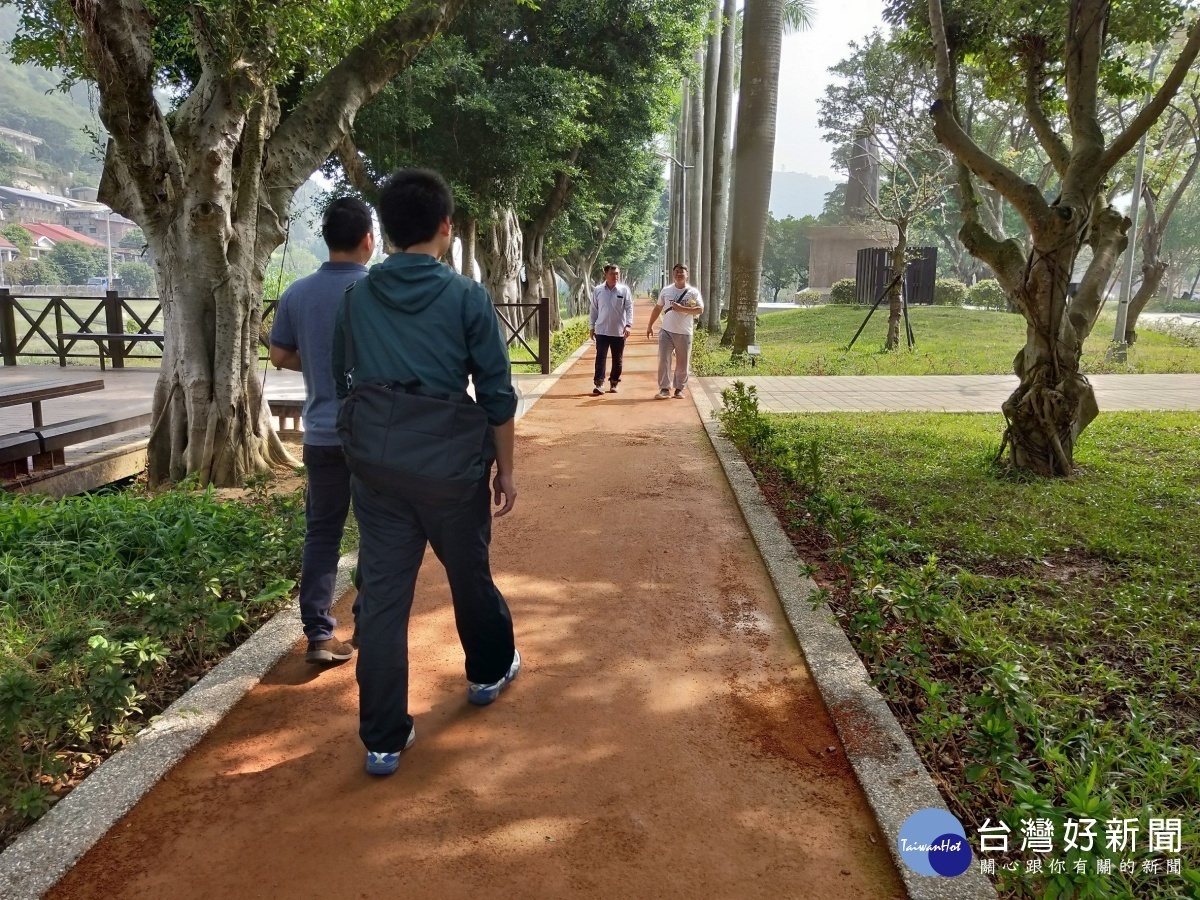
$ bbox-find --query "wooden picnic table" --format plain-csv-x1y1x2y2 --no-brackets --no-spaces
0,377,105,429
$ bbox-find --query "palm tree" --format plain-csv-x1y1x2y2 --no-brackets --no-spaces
706,0,738,333
722,0,813,350
700,0,722,308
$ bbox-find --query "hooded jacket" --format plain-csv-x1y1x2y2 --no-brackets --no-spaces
331,252,518,427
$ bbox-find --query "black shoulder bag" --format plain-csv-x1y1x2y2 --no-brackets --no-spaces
335,282,492,504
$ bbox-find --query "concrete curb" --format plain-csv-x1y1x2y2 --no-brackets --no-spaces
691,386,996,900
0,553,358,900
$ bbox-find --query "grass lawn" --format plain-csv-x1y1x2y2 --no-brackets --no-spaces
694,305,1200,376
718,389,1200,897
0,478,305,849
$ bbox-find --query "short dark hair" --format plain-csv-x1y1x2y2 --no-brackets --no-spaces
673,263,688,273
377,169,454,249
321,197,374,252
603,262,620,273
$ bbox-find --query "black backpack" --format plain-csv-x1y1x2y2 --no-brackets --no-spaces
335,282,492,504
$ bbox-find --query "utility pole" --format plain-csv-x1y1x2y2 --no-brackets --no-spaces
1111,46,1164,360
655,149,693,269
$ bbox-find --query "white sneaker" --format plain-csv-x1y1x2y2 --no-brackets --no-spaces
655,389,671,399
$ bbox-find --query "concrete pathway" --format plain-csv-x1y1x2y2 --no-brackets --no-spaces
48,303,902,899
699,373,1200,413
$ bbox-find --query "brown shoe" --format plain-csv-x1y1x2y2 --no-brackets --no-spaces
349,622,359,649
307,638,354,664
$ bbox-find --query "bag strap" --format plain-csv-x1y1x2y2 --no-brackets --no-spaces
342,283,358,390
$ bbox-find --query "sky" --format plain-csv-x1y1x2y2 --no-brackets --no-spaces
773,0,887,180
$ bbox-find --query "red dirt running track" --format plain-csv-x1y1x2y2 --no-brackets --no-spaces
51,302,903,899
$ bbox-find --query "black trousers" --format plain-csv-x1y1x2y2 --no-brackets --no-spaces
299,444,356,642
351,472,516,752
594,334,626,386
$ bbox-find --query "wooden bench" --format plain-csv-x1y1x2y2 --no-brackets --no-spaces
268,398,305,437
0,409,152,480
0,432,43,480
58,332,165,370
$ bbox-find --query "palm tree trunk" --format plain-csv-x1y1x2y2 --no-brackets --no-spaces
726,0,784,355
701,0,721,307
707,0,737,334
688,52,705,279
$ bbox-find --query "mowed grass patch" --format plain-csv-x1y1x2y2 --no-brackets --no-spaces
0,478,305,849
694,305,1200,376
718,387,1200,897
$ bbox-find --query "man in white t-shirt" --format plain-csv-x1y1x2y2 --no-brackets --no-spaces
646,264,704,399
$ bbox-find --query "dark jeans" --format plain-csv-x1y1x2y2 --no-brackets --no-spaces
299,444,356,642
352,472,516,752
594,334,626,386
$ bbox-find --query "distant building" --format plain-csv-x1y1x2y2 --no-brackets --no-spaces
0,234,18,265
62,205,138,246
0,184,75,224
0,127,44,160
23,221,106,249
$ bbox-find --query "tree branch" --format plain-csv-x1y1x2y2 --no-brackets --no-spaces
336,135,380,204
68,0,183,226
926,0,1050,229
264,0,469,202
1101,17,1200,172
1025,59,1071,177
1069,205,1129,339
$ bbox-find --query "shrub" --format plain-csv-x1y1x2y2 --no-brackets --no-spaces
117,262,157,297
934,278,967,307
829,278,857,305
795,289,823,306
550,318,591,369
0,483,304,839
967,279,1008,310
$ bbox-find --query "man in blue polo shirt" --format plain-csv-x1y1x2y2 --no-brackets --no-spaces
269,197,375,665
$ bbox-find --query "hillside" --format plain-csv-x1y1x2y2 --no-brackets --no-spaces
0,8,104,181
769,171,840,220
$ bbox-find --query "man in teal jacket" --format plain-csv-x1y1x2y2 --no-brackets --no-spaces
332,169,521,777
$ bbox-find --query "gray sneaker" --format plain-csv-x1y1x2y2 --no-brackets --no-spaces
656,388,671,399
468,649,522,706
673,389,684,399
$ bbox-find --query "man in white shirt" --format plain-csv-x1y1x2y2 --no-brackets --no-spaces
647,264,704,399
588,263,634,396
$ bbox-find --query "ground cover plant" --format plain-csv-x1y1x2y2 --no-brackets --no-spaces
509,316,591,372
0,479,305,849
695,306,1200,376
719,384,1200,897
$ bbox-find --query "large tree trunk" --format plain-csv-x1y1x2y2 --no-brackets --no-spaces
998,208,1128,477
147,221,293,486
885,227,907,351
64,0,464,486
701,0,721,307
479,208,523,345
707,0,737,334
725,0,783,355
687,51,705,279
457,214,478,281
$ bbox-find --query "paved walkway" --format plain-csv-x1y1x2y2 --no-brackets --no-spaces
49,303,902,899
699,373,1200,413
